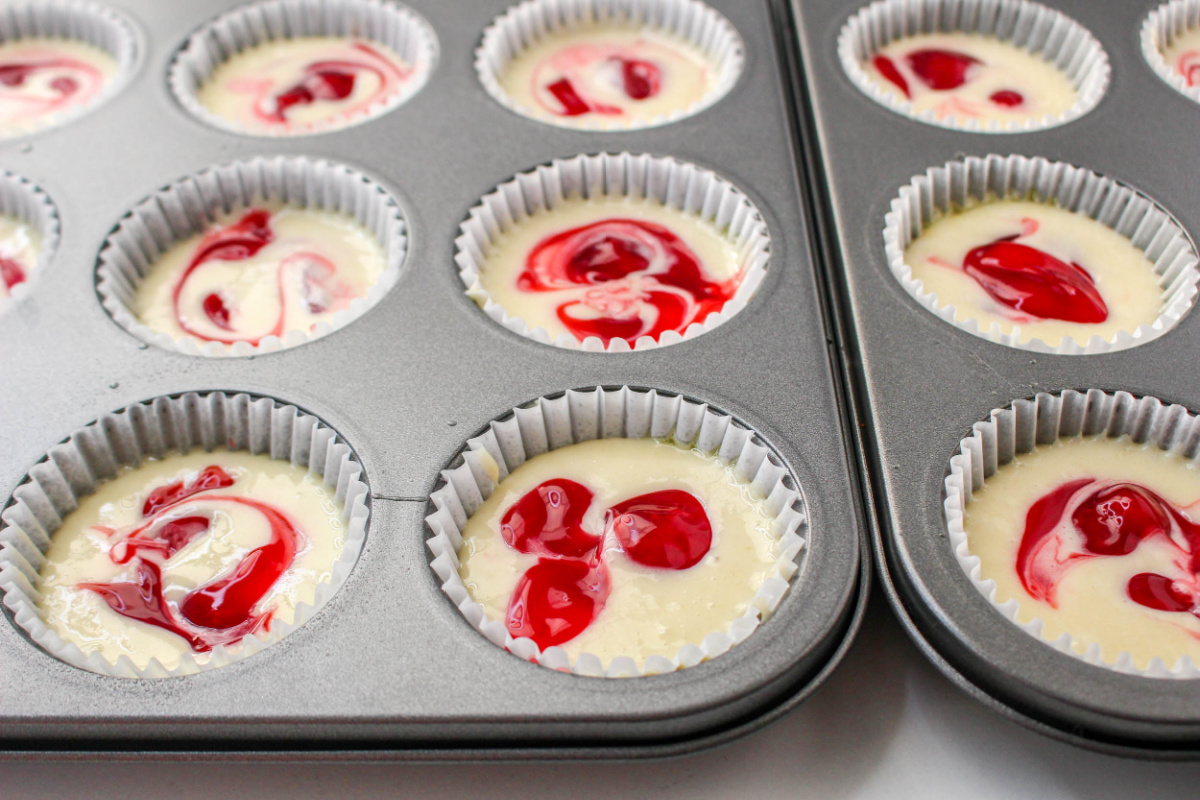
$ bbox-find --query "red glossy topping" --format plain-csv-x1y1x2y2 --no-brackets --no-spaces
506,558,610,649
989,89,1024,107
607,490,712,569
546,77,593,116
615,57,660,100
0,256,25,291
270,63,357,122
872,55,910,98
1017,479,1200,620
962,235,1109,324
906,49,980,90
518,218,738,345
497,478,715,648
78,467,303,652
501,479,599,559
202,292,233,330
142,465,235,517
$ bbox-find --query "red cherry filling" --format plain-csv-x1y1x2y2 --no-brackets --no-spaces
962,236,1108,324
143,465,235,517
202,292,233,330
498,480,714,649
79,468,303,652
615,57,660,100
0,256,26,291
1017,479,1200,619
506,558,609,649
872,55,910,98
546,77,593,116
989,89,1024,107
518,219,738,345
270,65,357,121
906,48,980,90
607,490,712,570
500,479,599,559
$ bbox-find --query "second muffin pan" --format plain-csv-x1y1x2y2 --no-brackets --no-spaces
0,0,867,756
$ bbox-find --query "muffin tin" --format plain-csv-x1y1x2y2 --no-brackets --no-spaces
0,0,867,757
785,0,1200,756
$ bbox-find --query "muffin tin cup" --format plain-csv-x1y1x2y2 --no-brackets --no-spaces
837,0,1110,133
168,0,439,138
455,151,771,353
883,153,1200,354
476,0,745,131
95,154,408,358
946,389,1200,679
0,0,142,140
1142,0,1200,106
425,385,807,677
0,390,371,679
0,171,60,311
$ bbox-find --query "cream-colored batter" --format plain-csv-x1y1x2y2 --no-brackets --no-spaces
863,32,1076,124
475,195,740,344
135,203,385,348
1161,27,1200,88
0,38,116,138
197,37,414,134
457,438,780,665
965,436,1200,670
905,200,1162,347
0,213,40,299
37,450,347,670
498,24,715,128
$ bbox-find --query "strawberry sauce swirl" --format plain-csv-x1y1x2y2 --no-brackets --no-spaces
517,218,739,345
77,466,306,653
531,42,670,118
0,51,108,128
228,42,410,128
170,208,355,345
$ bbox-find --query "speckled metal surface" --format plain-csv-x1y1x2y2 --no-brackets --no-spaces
0,0,865,756
788,0,1200,756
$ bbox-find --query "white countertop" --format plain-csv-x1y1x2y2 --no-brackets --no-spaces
4,595,1199,798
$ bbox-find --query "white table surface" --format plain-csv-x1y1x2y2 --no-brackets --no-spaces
4,594,1200,799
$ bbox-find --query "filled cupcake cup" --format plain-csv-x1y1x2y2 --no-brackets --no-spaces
95,155,408,357
1142,1,1200,106
883,154,1200,355
455,151,771,353
0,391,371,679
0,0,141,140
168,0,438,138
838,0,1109,133
945,389,1200,679
0,170,60,310
476,0,744,131
426,386,807,678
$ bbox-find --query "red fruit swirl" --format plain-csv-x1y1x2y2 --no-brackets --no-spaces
906,49,980,91
0,55,108,127
1177,51,1200,88
517,218,738,345
170,209,351,345
248,42,411,127
961,233,1109,324
1016,479,1200,621
497,479,715,650
532,44,663,118
0,256,26,291
77,466,304,653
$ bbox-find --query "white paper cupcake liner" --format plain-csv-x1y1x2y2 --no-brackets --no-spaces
168,0,438,138
476,0,744,131
1142,1,1200,106
838,0,1109,133
425,386,807,678
455,151,771,353
945,389,1200,679
883,154,1200,354
0,0,141,140
0,391,371,679
95,155,408,358
0,170,60,311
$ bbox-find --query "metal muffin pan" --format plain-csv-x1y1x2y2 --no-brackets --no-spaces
0,0,867,757
785,0,1200,756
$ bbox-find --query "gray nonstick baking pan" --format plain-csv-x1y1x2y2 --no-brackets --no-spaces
0,0,868,758
784,0,1200,758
